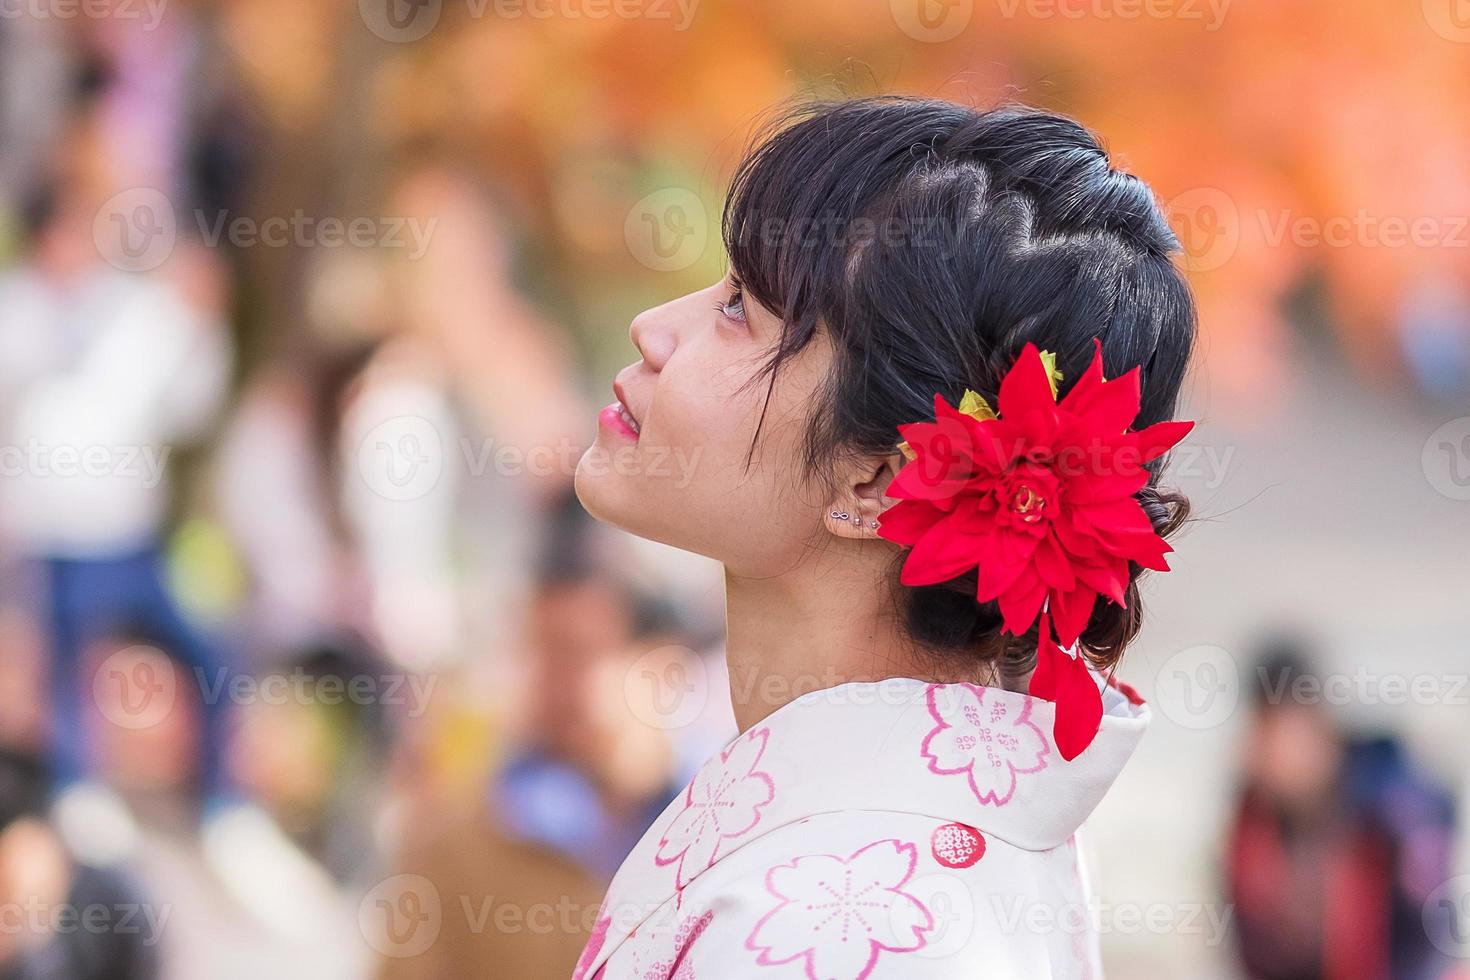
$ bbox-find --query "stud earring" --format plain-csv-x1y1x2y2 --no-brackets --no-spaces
829,509,879,531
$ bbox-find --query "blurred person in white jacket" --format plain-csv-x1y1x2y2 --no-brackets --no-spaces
0,179,232,795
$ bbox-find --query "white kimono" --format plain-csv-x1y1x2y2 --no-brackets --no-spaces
573,673,1149,979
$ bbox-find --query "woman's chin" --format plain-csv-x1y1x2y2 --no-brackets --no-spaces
574,455,641,532
573,464,699,553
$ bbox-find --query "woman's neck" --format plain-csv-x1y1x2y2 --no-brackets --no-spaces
722,542,995,732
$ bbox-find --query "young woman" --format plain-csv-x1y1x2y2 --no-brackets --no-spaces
572,96,1197,979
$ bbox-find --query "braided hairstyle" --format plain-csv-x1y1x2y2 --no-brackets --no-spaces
723,96,1196,677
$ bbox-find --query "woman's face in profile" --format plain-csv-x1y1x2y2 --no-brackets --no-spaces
574,273,833,574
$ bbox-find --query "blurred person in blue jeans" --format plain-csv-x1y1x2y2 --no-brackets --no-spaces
1225,638,1460,980
0,120,233,799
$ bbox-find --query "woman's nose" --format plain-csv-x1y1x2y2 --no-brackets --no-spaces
628,302,677,370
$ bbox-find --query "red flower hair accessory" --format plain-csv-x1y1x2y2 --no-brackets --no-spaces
877,340,1193,760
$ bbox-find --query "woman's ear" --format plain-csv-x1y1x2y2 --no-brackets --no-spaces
824,449,905,540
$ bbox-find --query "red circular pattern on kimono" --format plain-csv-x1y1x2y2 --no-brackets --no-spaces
930,822,986,868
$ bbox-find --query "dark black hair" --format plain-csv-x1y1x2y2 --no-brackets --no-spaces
722,96,1196,675
0,746,49,832
267,632,396,754
1250,633,1317,711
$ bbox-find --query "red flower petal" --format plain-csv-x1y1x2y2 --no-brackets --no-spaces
1063,365,1143,437
889,420,975,501
1051,643,1104,761
1064,469,1150,504
1028,611,1061,702
996,344,1058,420
1052,514,1106,560
996,569,1048,636
1032,533,1077,592
1075,559,1129,606
1078,497,1155,538
1028,615,1105,761
1058,338,1105,408
874,499,945,547
1134,419,1195,463
900,517,985,586
1049,584,1096,648
974,532,1040,601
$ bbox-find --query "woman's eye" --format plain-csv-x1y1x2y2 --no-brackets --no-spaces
718,288,747,323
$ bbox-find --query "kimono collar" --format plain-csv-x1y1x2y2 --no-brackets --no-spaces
576,672,1149,978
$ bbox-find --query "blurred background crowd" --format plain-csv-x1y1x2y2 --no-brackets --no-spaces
0,1,1466,977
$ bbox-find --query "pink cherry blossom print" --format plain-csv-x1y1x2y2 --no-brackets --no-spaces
921,684,1049,806
573,909,611,980
656,727,776,889
629,909,713,980
930,822,987,869
745,839,933,980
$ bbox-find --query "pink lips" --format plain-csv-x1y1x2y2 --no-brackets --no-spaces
598,402,640,441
